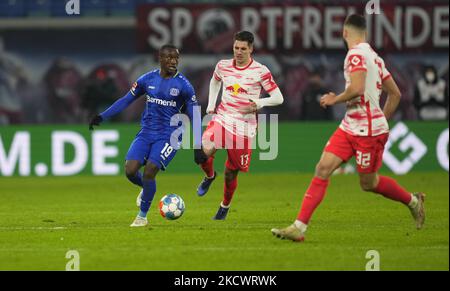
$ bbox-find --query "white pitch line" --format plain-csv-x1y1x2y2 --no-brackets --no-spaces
0,227,67,230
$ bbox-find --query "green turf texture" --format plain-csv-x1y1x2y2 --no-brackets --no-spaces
0,172,448,271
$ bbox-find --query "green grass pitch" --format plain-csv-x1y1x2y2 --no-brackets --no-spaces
0,172,448,270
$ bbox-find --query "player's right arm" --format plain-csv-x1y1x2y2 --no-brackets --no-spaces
320,54,367,108
89,76,145,130
206,62,222,114
382,75,401,120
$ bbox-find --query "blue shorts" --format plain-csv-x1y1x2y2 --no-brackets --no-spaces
126,131,179,171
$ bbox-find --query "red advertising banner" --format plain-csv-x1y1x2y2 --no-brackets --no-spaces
137,1,449,53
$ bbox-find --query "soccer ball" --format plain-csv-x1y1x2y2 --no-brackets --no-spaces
159,194,185,220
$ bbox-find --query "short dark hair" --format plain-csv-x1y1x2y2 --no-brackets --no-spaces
234,31,254,46
344,14,367,31
159,44,178,55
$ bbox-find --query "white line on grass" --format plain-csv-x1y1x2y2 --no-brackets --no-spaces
0,227,67,230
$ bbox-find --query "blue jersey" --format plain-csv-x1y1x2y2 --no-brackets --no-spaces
131,69,197,137
100,69,200,141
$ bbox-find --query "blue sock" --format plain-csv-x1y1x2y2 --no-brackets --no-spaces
127,171,143,187
138,179,156,218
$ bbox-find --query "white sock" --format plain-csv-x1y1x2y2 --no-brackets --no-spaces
221,202,231,209
408,194,418,208
294,220,308,233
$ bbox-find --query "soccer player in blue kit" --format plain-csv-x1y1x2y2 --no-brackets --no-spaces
89,44,207,227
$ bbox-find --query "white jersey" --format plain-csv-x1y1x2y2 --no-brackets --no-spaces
340,43,391,137
212,58,278,138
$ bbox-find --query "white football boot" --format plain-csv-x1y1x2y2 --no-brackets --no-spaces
271,224,305,242
409,192,426,230
130,216,148,227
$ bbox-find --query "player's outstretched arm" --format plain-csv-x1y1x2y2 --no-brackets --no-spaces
382,76,401,120
89,115,103,130
88,91,137,130
207,77,221,114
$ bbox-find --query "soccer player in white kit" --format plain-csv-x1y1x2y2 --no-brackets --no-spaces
195,31,284,220
272,15,425,242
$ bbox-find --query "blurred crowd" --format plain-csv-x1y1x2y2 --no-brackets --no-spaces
0,36,448,125
0,38,140,125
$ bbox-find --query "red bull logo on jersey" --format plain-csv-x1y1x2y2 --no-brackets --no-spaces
225,84,248,95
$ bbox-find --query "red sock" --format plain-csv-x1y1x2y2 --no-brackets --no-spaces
223,176,238,206
373,176,412,205
297,177,330,225
200,157,215,178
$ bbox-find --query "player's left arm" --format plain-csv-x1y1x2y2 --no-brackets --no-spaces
320,71,367,108
89,79,144,130
242,68,284,113
379,59,402,120
382,75,401,120
251,88,284,110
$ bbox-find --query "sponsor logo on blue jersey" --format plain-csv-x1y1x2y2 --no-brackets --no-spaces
170,88,180,97
146,95,177,107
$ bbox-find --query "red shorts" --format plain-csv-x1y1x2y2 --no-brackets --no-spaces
324,128,389,174
202,121,252,172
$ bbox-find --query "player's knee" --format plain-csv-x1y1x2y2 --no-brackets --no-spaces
125,167,138,179
224,172,233,182
202,143,216,157
315,162,333,179
143,171,157,181
224,170,237,183
205,148,216,158
360,179,377,192
143,164,159,180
